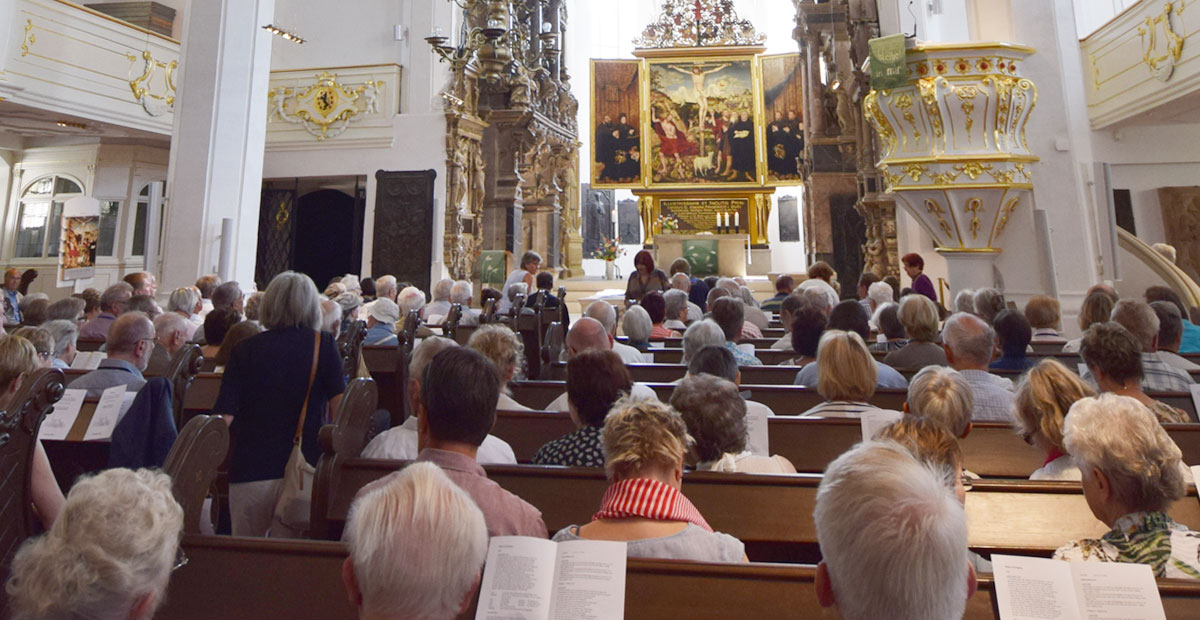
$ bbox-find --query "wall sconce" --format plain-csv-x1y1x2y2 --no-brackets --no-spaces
262,24,306,44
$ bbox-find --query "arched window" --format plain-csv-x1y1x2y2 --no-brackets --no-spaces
15,175,82,258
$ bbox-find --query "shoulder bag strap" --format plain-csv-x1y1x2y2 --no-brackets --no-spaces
291,330,322,446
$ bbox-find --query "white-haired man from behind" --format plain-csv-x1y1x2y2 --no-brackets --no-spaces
320,298,343,338
342,462,487,620
662,288,690,332
815,441,976,620
451,280,480,326
670,272,703,323
422,278,455,324
361,275,397,317
943,312,1015,422
865,281,894,329
584,301,644,364
396,286,435,341
538,317,658,412
361,337,516,464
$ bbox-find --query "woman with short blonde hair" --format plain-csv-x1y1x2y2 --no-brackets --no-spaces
1013,359,1096,480
467,324,530,412
1053,394,1200,576
551,398,747,562
1063,290,1117,353
1025,295,1066,343
801,331,901,418
884,294,949,369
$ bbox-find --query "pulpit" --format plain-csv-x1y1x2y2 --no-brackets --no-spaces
654,233,750,278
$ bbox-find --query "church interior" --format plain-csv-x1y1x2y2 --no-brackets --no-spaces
4,0,1200,617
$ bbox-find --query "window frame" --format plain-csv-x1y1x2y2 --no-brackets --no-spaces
14,174,85,260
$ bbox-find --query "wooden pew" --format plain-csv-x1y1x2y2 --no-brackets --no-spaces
361,344,406,426
544,362,805,386
315,459,1200,562
652,348,794,365
160,534,1200,620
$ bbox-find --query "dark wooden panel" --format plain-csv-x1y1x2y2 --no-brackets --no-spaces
372,170,436,295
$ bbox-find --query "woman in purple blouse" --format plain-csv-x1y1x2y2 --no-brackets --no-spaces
901,253,938,303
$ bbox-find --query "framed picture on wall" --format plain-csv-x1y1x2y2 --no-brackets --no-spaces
590,60,644,188
760,53,805,186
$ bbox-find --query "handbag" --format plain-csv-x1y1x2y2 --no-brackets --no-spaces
271,330,322,537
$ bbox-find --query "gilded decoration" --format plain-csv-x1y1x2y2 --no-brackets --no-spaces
1138,1,1185,82
268,72,382,141
125,50,177,117
21,20,34,56
865,43,1038,252
634,0,765,49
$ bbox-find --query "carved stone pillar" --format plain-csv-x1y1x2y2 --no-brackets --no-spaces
481,111,534,255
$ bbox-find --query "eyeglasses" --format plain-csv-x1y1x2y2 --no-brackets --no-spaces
172,548,188,571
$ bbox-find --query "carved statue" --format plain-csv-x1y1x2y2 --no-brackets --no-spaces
835,86,857,136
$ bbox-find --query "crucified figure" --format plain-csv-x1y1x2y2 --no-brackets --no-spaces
672,63,729,144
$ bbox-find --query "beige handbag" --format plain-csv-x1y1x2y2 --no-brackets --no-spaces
271,330,321,537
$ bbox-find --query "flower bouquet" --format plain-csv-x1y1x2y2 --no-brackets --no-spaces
595,236,624,261
656,214,680,234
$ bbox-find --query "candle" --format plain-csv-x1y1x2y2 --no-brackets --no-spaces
735,212,740,228
716,212,721,228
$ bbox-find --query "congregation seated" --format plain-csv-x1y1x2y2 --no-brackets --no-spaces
468,324,531,412
1079,321,1190,424
342,462,486,620
146,312,191,375
1013,359,1096,480
213,320,263,373
953,288,975,314
686,345,776,417
584,301,644,364
1025,294,1067,343
421,278,454,323
798,330,902,419
905,366,973,439
883,293,947,368
450,279,481,326
643,291,680,339
1063,288,1117,353
362,337,516,464
79,282,132,340
363,298,400,346
391,346,547,538
6,469,183,620
710,297,762,366
214,271,347,537
527,271,560,310
533,349,630,467
362,274,396,313
70,312,154,398
943,312,1015,422
194,274,221,318
799,261,840,309
211,280,245,319
625,249,670,304
661,288,690,332
334,291,363,333
972,287,1005,326
13,326,54,369
18,296,49,326
124,270,158,298
622,305,653,352
397,286,433,339
75,287,102,323
320,298,343,338
1146,284,1200,353
200,307,241,358
1053,394,1200,577
814,441,975,619
127,294,161,320
681,319,725,365
1108,299,1194,392
1150,300,1200,371
543,318,656,411
671,373,795,474
867,302,905,353
988,309,1034,371
41,319,78,370
769,293,805,351
862,278,894,324
780,303,825,366
45,295,85,323
166,286,202,340
734,283,770,333
760,274,793,313
794,301,908,388
552,398,747,563
498,250,539,314
1,335,64,528
668,257,709,314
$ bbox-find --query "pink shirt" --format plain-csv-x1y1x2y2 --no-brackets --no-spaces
415,448,548,538
650,324,681,339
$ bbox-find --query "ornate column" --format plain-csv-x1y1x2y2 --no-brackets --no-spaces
864,43,1038,292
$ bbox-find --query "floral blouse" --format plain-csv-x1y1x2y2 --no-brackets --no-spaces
533,425,605,468
1149,400,1191,425
1054,511,1200,579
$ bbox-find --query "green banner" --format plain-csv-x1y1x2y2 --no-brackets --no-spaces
868,33,908,90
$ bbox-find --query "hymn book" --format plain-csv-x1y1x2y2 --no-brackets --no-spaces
475,536,625,620
992,554,1166,620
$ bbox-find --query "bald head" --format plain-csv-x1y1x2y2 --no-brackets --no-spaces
584,301,618,336
942,312,995,370
566,317,612,357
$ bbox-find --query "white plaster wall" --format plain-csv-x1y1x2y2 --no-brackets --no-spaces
1073,0,1138,40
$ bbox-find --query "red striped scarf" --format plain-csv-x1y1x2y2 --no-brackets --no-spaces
593,478,713,532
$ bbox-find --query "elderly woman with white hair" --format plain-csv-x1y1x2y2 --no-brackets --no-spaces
681,319,725,364
884,294,948,369
166,286,202,340
7,468,183,620
468,324,531,411
214,271,347,537
670,374,796,473
1053,394,1200,577
622,304,653,352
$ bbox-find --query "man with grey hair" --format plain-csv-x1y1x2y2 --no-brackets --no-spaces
320,298,343,338
972,288,1005,325
1099,298,1194,392
373,275,398,302
211,281,244,315
42,319,79,370
670,272,703,323
361,337,516,464
421,278,454,323
953,289,975,315
79,282,133,340
906,366,974,439
1150,301,1200,371
663,288,690,332
147,312,192,375
815,441,975,620
682,319,725,364
584,301,643,364
800,286,833,317
942,312,1014,422
450,280,480,326
71,312,155,397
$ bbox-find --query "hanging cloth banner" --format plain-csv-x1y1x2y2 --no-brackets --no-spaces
60,196,100,282
868,33,908,91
